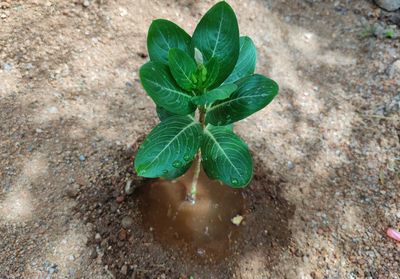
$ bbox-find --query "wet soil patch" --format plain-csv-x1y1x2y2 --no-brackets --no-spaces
137,165,246,263
75,141,295,278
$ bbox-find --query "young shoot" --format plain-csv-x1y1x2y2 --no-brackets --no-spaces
134,1,279,202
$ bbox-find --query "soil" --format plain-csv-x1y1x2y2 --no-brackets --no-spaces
0,0,399,279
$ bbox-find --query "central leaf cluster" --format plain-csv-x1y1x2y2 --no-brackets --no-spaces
134,1,279,188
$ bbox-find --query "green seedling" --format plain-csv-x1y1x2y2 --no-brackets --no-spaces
384,29,395,39
134,1,279,201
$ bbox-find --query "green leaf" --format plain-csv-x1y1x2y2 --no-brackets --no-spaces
223,36,256,84
206,123,233,131
206,74,278,125
201,125,252,188
192,1,239,88
156,105,194,122
147,19,193,65
162,160,193,180
168,48,197,91
156,106,178,121
202,57,220,89
134,115,202,178
140,61,196,115
192,84,237,106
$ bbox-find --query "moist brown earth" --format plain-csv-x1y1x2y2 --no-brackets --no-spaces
0,0,399,278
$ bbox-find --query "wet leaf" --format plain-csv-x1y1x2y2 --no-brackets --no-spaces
201,125,252,188
135,115,202,178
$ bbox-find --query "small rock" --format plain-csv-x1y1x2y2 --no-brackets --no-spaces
121,216,133,229
44,261,58,274
79,155,86,161
66,184,79,198
116,196,125,203
287,161,295,170
90,247,97,259
231,215,244,226
121,265,128,275
82,0,90,7
119,228,127,240
94,233,101,243
125,180,136,195
197,248,206,257
3,63,12,72
374,0,400,11
119,7,128,17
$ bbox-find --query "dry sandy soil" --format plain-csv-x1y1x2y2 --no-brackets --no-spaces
0,0,399,278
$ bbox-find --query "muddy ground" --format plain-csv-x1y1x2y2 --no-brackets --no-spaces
0,0,399,278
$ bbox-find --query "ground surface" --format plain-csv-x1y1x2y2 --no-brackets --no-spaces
0,0,399,278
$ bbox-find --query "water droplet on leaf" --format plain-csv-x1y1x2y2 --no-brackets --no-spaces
231,178,239,185
172,160,182,168
183,154,191,161
162,169,168,174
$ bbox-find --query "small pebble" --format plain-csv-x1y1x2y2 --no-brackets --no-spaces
3,63,12,71
125,180,135,195
116,196,125,203
197,248,206,257
94,233,101,243
90,247,97,259
120,265,128,275
79,155,86,161
66,184,79,198
119,228,127,241
231,215,244,226
121,216,133,229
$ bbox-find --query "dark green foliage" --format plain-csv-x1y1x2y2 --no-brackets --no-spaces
135,1,279,188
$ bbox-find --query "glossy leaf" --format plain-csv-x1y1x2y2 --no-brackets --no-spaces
135,115,202,178
156,106,194,122
206,74,279,125
223,36,256,84
192,84,237,106
147,19,193,65
168,48,197,91
192,1,239,88
140,61,196,115
202,57,220,89
156,106,178,121
201,125,252,188
162,160,193,180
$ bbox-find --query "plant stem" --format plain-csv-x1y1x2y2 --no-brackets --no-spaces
190,152,201,203
189,107,205,203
